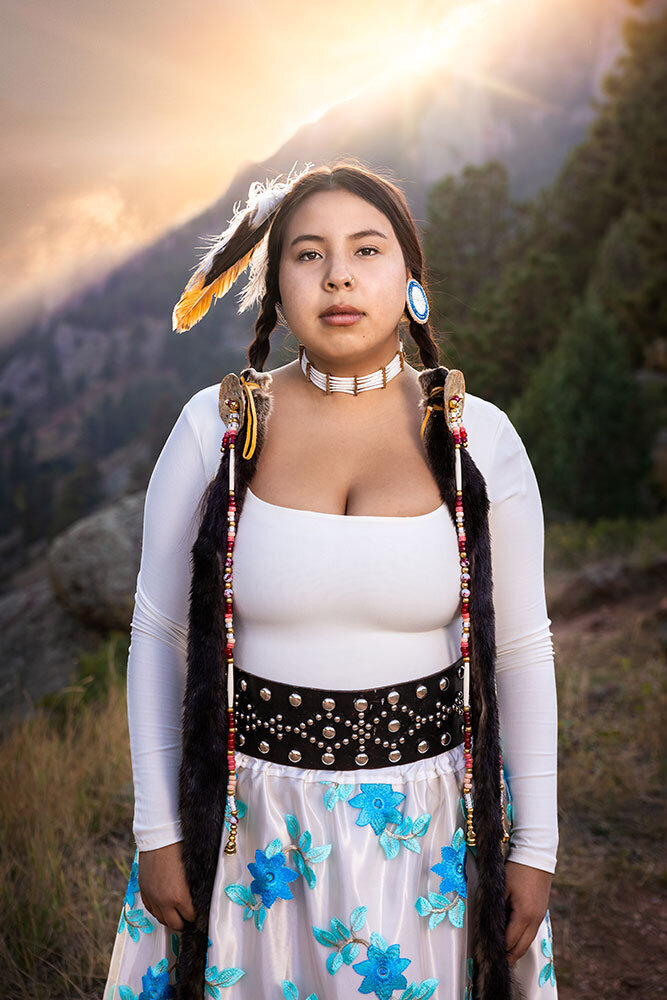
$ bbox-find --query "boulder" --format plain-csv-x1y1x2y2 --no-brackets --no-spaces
47,491,145,630
0,576,101,723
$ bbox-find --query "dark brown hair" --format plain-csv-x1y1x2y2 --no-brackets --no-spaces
247,158,440,371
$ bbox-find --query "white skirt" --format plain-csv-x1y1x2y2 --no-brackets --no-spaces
103,745,557,999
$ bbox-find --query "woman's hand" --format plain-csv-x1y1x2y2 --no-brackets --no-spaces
504,860,552,966
138,841,197,931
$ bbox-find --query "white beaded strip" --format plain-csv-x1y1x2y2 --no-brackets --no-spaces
300,341,405,394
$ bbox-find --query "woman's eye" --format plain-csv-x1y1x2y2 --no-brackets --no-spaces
297,246,379,261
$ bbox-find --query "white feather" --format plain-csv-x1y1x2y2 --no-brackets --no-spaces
192,160,314,287
236,231,270,313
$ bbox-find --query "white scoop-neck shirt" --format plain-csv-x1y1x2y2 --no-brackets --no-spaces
127,382,558,874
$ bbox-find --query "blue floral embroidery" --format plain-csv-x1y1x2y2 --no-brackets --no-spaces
203,936,245,996
415,827,467,929
353,937,411,999
117,903,154,941
464,957,474,999
349,784,406,834
312,906,438,999
378,814,431,860
204,966,246,995
281,980,319,1000
116,959,174,1000
116,850,155,942
138,960,175,1000
431,827,467,898
225,814,331,931
348,783,430,859
124,855,140,907
320,780,355,811
538,910,556,988
248,848,298,907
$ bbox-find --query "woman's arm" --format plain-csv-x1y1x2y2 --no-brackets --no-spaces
127,402,209,852
486,410,558,964
127,400,213,928
488,410,559,875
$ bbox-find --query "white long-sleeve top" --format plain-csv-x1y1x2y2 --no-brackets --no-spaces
127,382,559,874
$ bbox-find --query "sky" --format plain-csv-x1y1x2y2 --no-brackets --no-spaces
0,0,616,333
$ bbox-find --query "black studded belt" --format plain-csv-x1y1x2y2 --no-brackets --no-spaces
233,655,465,769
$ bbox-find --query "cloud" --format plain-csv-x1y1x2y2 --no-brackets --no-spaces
0,184,148,330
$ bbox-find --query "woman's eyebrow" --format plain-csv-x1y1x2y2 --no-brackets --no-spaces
289,228,388,247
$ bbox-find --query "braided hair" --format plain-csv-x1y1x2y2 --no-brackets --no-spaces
247,159,439,372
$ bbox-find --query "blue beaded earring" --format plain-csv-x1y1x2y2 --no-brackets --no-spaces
406,277,429,324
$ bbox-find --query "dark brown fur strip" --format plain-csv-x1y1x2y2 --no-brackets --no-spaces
418,367,521,1000
176,369,273,998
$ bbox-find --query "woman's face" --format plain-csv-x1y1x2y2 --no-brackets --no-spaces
278,188,409,373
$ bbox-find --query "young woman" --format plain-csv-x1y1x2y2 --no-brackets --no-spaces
103,162,558,1000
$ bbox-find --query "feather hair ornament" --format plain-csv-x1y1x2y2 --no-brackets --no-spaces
172,160,314,333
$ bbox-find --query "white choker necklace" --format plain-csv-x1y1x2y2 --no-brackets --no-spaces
298,341,406,394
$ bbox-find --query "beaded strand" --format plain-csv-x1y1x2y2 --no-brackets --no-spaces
446,391,477,847
447,390,510,851
222,413,240,855
500,765,511,848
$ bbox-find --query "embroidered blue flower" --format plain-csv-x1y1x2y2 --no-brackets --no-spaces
352,937,410,1000
124,856,140,908
247,848,298,908
137,958,174,1000
431,826,467,898
538,909,556,988
349,784,406,835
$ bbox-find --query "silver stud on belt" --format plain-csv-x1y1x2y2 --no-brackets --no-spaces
235,659,464,769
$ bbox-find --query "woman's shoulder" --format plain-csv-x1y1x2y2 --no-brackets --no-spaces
181,381,228,480
459,390,529,505
460,390,511,459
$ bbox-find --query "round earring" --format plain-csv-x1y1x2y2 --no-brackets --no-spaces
406,277,429,324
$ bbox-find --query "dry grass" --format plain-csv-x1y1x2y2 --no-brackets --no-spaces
1,520,665,998
0,635,135,1000
547,576,667,996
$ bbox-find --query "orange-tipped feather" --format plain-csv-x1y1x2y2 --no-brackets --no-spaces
172,245,257,333
171,161,314,332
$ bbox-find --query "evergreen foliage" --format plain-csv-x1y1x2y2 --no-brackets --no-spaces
424,4,666,517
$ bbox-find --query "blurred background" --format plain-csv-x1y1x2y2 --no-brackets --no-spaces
0,0,665,996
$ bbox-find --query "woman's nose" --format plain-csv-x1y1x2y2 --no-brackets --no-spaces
324,265,355,290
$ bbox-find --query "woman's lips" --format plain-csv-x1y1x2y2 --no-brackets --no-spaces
319,312,364,326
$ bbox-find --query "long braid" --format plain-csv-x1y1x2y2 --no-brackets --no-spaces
407,316,440,369
247,295,278,371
